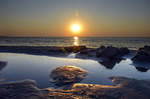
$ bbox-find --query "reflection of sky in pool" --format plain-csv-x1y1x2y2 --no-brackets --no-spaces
0,53,150,88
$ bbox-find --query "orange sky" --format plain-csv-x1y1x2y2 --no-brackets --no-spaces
0,0,150,37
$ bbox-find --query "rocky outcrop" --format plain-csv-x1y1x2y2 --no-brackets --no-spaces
50,66,88,86
132,46,150,62
0,46,86,56
96,46,129,59
62,46,86,53
0,79,45,99
0,77,150,99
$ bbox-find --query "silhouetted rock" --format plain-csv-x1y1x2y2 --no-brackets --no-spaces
96,46,128,59
96,46,120,58
132,46,150,62
63,46,86,53
79,48,97,57
119,47,130,55
0,46,87,56
50,66,88,86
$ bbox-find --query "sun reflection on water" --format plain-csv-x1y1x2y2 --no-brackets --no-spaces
73,36,79,46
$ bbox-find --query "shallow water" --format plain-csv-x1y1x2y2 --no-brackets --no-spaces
0,53,150,88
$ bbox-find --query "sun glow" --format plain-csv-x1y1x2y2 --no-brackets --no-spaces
71,24,82,33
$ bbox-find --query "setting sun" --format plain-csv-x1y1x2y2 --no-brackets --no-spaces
71,24,82,33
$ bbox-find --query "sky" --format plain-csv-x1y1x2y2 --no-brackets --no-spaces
0,0,150,37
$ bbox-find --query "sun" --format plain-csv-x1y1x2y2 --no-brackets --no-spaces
71,24,81,33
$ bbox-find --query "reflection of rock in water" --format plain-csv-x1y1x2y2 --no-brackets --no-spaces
0,61,7,82
132,61,150,72
50,66,88,86
99,58,122,69
135,67,149,72
0,61,7,71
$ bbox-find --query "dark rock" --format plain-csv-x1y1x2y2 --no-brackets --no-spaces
96,46,121,59
63,46,86,53
0,61,7,71
50,66,88,86
132,46,150,62
79,48,96,56
96,46,130,65
0,79,45,99
119,47,130,55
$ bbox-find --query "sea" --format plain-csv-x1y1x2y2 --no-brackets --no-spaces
0,37,150,49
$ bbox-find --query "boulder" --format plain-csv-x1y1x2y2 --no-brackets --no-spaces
96,46,129,60
119,47,130,55
96,46,121,59
50,66,88,86
0,79,45,99
132,46,150,62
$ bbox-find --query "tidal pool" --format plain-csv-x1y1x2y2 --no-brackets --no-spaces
0,53,150,88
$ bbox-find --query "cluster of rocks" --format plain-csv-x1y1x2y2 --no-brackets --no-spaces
132,46,150,63
0,46,86,56
96,46,129,61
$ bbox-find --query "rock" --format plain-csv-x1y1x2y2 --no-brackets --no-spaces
132,46,150,62
79,48,96,56
46,76,150,99
0,79,45,99
96,46,129,63
50,66,88,86
96,46,121,59
119,47,130,55
0,77,150,99
63,46,86,53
